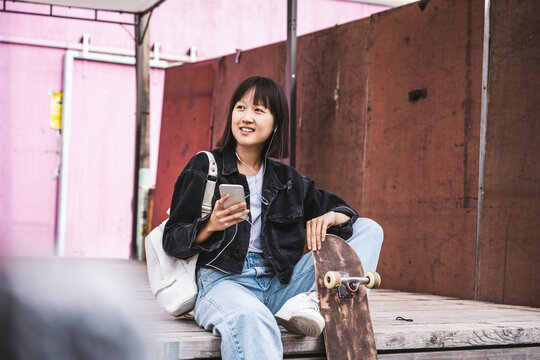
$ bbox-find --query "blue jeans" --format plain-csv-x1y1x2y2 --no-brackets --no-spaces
193,218,383,360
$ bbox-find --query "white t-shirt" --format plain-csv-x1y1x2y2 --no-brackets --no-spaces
246,162,264,253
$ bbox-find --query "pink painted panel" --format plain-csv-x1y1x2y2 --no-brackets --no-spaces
0,7,135,49
0,41,164,257
63,61,164,258
1,1,387,61
64,60,135,258
0,43,61,256
150,0,388,60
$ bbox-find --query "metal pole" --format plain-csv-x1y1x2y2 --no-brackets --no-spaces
55,49,75,256
285,0,297,168
475,0,492,300
132,12,151,260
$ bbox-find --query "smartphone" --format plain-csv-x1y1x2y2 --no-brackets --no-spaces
219,184,248,219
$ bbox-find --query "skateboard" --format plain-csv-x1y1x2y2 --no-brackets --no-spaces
312,234,381,360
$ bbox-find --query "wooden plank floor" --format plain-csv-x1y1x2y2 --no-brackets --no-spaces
5,258,539,359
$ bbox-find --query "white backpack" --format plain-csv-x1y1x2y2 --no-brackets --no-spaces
145,151,217,317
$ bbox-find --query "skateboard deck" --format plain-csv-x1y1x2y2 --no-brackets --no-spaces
312,234,379,360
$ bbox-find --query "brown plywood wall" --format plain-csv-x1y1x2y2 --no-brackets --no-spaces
295,20,370,208
364,0,484,299
154,0,539,306
152,61,217,229
477,0,540,307
295,0,484,300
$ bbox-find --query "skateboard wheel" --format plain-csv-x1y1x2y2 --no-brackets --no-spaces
324,271,341,289
366,272,381,289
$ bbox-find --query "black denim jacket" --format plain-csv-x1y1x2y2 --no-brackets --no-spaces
163,149,358,284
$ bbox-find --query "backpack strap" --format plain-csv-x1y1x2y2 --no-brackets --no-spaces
198,151,217,217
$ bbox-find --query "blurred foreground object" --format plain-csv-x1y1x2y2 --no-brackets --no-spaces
0,258,149,360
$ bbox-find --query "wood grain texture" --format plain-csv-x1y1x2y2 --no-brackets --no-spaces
476,0,540,308
295,18,370,205
378,347,540,360
364,0,484,300
313,235,378,360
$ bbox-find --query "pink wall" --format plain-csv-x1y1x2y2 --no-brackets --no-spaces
0,44,61,256
63,62,164,258
0,0,387,258
150,0,387,60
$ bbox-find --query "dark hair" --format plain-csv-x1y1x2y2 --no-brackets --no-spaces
217,76,289,159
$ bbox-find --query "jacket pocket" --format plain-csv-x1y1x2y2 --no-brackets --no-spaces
267,205,305,249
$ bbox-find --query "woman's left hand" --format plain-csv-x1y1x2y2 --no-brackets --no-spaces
306,211,337,251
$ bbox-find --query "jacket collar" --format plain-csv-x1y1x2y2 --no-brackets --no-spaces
222,150,239,176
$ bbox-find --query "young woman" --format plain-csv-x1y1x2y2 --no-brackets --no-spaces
163,76,383,359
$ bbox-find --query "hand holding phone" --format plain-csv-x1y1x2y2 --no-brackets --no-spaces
219,184,248,220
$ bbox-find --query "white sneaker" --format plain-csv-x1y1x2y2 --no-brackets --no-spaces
274,292,325,337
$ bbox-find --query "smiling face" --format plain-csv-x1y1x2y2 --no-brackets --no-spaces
231,88,275,154
217,76,289,159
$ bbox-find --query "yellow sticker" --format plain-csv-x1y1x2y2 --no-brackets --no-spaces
50,91,62,130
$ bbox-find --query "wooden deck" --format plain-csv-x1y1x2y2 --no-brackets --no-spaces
6,258,539,359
